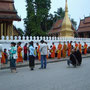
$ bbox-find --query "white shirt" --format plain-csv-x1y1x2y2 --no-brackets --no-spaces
40,43,47,55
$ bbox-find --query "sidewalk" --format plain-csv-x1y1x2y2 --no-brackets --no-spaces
0,54,90,70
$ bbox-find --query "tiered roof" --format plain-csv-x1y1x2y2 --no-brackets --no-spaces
0,0,21,21
48,19,76,35
78,17,90,32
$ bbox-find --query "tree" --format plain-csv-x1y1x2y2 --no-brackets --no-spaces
17,28,24,36
24,0,51,36
71,18,77,30
53,7,65,21
24,0,35,36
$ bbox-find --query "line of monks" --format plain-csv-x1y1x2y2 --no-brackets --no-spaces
1,41,88,64
36,41,88,60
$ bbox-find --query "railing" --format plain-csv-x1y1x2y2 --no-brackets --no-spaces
0,36,90,50
1,36,90,42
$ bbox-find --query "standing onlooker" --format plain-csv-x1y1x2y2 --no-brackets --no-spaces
39,40,48,69
24,43,28,61
17,42,23,63
3,49,8,64
29,41,35,70
9,42,17,73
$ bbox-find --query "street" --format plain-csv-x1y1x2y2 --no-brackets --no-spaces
0,57,90,90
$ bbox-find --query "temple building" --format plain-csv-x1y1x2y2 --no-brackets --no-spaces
0,0,21,39
48,19,76,37
77,16,90,38
48,0,74,37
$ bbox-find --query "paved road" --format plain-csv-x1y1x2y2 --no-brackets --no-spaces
0,57,90,90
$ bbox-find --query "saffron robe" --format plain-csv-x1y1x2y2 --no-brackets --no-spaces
67,43,71,56
75,43,78,51
51,45,56,58
79,43,82,53
37,45,41,61
57,44,62,59
84,44,88,54
17,46,23,63
1,52,5,64
62,44,67,58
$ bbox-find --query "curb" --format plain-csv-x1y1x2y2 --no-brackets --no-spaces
0,55,90,70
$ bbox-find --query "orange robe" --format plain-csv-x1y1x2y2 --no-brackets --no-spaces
84,44,88,54
57,44,62,59
17,46,23,63
67,43,71,56
37,45,41,61
51,45,56,58
75,43,78,51
79,43,82,53
62,44,67,58
1,52,5,64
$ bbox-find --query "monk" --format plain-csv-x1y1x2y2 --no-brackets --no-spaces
57,42,62,59
75,41,78,51
84,42,88,54
62,42,67,58
67,41,71,56
36,43,41,61
1,51,5,64
16,42,23,63
78,42,82,53
51,42,56,58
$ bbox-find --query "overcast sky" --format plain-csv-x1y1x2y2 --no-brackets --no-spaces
14,0,90,30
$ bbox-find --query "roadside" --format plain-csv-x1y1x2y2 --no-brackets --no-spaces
0,54,90,70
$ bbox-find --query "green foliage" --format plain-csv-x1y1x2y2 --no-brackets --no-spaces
17,28,24,36
71,18,77,30
24,0,77,36
54,8,65,21
24,0,51,36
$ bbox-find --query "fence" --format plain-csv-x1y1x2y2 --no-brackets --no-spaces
0,36,90,50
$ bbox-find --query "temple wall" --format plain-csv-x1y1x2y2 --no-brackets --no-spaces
0,36,90,51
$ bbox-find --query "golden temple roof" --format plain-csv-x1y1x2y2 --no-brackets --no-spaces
60,0,74,37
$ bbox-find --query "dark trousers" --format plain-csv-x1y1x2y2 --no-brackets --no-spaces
29,55,35,68
24,53,27,61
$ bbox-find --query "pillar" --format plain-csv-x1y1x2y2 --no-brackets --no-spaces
10,21,13,36
7,24,10,37
11,22,13,36
4,23,7,37
1,23,3,37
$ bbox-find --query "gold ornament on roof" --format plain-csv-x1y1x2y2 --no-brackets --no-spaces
60,0,74,37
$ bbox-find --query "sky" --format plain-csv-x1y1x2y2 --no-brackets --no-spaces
14,0,90,31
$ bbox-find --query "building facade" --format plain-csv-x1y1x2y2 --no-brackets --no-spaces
0,0,21,39
48,0,76,37
48,19,76,37
78,16,90,38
